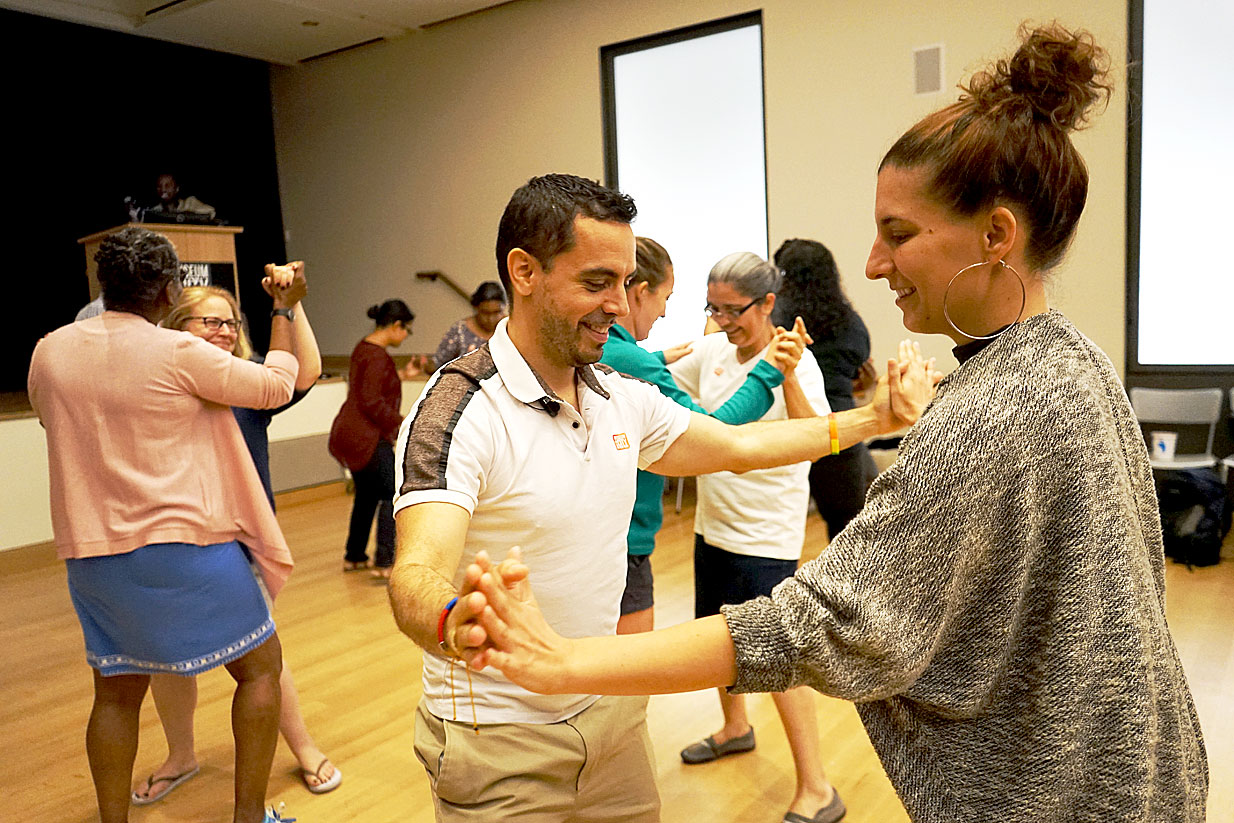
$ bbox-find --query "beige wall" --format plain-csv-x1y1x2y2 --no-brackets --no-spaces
0,381,429,552
270,0,1127,374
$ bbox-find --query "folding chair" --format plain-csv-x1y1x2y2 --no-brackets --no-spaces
1129,387,1222,470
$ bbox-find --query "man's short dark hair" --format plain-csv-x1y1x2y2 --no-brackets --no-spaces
495,174,637,296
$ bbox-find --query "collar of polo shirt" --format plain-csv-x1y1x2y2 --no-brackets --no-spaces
488,319,611,416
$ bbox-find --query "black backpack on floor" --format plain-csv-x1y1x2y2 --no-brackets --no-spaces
1156,467,1230,567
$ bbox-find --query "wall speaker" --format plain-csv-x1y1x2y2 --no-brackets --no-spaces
914,45,943,95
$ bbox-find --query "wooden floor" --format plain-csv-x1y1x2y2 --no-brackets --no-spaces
3,481,1232,823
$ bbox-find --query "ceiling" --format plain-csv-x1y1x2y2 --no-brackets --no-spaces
0,0,515,65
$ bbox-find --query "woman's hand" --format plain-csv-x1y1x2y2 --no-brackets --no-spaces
871,340,941,432
436,549,530,661
400,354,432,379
461,551,576,694
661,342,693,365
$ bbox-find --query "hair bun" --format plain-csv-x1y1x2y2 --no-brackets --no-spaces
366,304,380,320
967,22,1113,131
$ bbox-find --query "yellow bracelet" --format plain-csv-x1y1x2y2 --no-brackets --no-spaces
829,412,840,456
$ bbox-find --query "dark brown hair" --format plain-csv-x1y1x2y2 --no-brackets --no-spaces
495,174,637,296
880,23,1113,272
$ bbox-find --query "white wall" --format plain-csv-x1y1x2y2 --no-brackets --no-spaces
270,0,1127,376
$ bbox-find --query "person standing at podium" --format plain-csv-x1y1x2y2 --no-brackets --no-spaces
146,172,216,220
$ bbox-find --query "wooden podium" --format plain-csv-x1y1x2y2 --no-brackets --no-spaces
78,223,244,306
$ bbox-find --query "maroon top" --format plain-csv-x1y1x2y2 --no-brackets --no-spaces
328,340,403,472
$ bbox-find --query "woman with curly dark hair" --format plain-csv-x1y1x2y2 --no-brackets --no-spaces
772,238,879,540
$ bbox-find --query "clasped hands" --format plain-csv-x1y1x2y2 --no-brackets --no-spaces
437,547,572,694
262,260,307,308
770,318,942,429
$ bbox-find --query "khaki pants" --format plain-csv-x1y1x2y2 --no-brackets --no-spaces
413,695,660,823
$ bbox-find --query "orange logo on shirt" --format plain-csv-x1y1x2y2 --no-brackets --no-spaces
613,433,630,450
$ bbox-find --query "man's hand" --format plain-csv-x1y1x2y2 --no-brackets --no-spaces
870,340,940,432
852,357,878,405
444,548,530,663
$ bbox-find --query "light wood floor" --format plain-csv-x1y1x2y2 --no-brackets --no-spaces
3,481,1231,823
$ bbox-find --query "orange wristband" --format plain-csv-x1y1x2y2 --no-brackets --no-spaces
828,412,840,456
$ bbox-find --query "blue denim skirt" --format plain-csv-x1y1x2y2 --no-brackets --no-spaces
66,540,274,677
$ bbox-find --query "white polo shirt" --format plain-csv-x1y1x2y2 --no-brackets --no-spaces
394,319,691,724
669,332,830,561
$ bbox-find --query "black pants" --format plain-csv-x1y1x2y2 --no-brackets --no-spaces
344,439,396,567
809,441,878,540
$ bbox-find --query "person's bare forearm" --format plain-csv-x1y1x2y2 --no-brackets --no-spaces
730,405,876,472
653,404,880,477
564,615,738,695
290,306,322,389
781,371,817,420
268,312,293,354
387,504,474,656
388,561,459,654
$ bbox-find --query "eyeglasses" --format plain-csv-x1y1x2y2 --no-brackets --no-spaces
704,295,765,320
187,316,239,331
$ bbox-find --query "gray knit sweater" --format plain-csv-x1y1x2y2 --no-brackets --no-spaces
722,311,1208,822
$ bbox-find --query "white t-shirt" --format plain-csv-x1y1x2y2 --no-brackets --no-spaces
394,320,691,724
669,331,830,560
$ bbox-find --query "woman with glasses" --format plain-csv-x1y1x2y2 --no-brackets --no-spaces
665,251,843,823
434,280,508,369
28,227,303,823
600,237,805,636
130,273,341,805
329,299,415,578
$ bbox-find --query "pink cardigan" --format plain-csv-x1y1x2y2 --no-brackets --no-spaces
28,312,299,597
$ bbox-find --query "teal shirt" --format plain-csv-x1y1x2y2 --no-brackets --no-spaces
600,324,785,555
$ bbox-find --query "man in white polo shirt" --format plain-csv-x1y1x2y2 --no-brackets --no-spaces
388,174,934,822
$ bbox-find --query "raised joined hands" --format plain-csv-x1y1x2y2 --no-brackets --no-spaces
765,316,811,374
872,340,943,432
262,260,307,309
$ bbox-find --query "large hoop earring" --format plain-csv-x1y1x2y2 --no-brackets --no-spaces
942,259,1026,341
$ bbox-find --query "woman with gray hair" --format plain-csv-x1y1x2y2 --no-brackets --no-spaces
665,250,844,823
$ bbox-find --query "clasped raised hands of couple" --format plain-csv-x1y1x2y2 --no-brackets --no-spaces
435,337,943,692
262,260,307,307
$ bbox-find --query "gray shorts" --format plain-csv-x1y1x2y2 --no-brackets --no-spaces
619,553,654,615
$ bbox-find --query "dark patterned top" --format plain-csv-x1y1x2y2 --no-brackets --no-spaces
435,318,489,369
723,310,1208,822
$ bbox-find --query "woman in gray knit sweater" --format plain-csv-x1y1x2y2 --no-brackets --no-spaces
459,24,1209,823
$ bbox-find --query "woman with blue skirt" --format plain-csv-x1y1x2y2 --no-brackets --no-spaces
28,226,302,823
